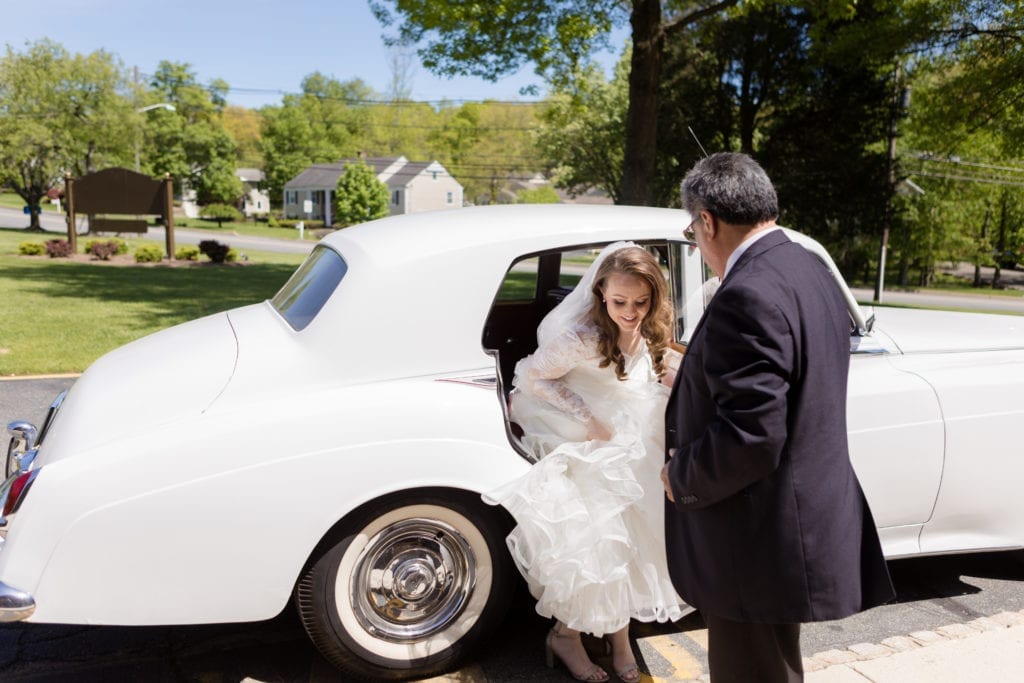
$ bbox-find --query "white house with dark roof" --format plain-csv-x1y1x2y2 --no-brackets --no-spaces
237,168,270,217
283,156,463,225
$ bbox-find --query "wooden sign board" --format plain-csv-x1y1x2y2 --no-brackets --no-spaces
89,218,149,234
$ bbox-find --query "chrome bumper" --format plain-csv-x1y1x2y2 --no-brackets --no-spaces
0,580,35,621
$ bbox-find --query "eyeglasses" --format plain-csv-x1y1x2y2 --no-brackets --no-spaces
683,217,698,242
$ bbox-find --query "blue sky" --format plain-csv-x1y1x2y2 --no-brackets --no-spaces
1,0,628,109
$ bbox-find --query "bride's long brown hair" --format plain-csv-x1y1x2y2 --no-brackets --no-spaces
589,247,673,380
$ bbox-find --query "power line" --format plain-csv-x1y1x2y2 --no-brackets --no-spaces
907,170,1024,188
138,73,547,108
907,152,1024,174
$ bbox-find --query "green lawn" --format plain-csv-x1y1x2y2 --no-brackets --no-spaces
0,228,306,376
0,191,59,213
173,216,321,242
0,191,321,242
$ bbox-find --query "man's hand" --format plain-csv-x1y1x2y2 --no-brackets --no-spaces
661,461,675,502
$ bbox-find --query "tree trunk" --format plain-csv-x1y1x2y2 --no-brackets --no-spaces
993,191,1007,289
620,0,664,206
973,207,991,288
27,204,42,231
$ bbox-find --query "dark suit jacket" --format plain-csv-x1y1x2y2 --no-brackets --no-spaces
664,230,894,623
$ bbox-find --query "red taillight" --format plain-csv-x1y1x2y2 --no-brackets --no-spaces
3,470,38,517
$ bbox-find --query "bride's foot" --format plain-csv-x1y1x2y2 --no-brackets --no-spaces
606,627,641,683
545,623,610,682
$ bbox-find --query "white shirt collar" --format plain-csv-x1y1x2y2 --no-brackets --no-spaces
723,226,781,279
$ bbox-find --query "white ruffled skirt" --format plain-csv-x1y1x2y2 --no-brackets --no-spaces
485,385,688,636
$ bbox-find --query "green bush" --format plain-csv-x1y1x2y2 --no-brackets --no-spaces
45,239,73,258
275,218,325,230
134,244,164,263
199,203,243,227
226,248,239,263
266,215,279,227
18,241,46,256
175,245,200,261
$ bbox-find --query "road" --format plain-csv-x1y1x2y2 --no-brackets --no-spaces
0,206,314,256
2,378,1024,681
852,287,1024,315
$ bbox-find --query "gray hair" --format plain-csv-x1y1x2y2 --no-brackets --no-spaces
680,152,778,226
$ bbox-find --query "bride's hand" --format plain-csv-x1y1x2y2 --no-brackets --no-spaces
586,417,612,442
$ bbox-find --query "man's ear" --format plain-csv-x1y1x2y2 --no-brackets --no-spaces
700,210,717,239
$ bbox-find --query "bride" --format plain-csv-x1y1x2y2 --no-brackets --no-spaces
486,243,687,683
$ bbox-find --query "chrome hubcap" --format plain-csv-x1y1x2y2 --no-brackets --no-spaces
351,517,476,642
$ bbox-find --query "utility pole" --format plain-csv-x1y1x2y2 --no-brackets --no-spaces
874,62,907,303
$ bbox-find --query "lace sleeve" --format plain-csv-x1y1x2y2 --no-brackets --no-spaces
513,325,596,422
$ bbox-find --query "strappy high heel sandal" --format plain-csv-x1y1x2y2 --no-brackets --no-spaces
614,662,641,683
603,633,641,683
545,624,610,682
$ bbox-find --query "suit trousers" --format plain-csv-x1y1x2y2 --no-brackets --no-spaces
704,612,803,683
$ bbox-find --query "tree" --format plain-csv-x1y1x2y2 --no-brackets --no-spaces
516,185,561,203
0,40,133,230
334,161,390,226
142,61,240,202
435,101,545,204
223,105,265,167
537,59,629,202
370,0,737,206
200,203,243,227
260,74,377,203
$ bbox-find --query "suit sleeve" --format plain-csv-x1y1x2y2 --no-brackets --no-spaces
667,283,794,509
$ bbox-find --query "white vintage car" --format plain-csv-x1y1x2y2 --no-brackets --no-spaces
2,205,1023,680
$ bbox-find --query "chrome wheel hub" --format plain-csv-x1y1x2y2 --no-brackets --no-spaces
351,517,476,642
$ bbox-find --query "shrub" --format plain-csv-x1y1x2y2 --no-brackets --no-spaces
275,218,325,229
266,215,279,227
199,203,243,227
45,239,73,258
134,244,164,263
86,240,120,260
199,239,231,263
226,248,239,263
175,245,200,261
83,238,128,256
18,241,46,256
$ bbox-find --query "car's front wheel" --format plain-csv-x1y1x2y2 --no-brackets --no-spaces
295,490,515,681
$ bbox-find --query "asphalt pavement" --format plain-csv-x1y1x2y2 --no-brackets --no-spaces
0,206,314,256
0,376,77,443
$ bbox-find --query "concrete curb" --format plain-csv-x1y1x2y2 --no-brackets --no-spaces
806,609,1024,681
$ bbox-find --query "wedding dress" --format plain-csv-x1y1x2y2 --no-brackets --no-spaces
485,244,688,637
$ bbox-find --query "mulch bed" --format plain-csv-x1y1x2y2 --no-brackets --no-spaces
19,253,247,267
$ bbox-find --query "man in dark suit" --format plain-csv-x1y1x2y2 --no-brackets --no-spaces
661,153,894,682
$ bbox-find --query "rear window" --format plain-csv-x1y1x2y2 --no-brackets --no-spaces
271,247,347,330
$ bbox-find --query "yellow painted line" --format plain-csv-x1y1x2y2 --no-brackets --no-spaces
640,634,704,681
417,664,488,682
684,627,708,651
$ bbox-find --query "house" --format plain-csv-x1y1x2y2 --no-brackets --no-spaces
283,156,463,225
177,168,269,219
237,168,270,217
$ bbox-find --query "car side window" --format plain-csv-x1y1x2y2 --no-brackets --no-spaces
495,256,539,301
669,241,710,345
271,247,347,331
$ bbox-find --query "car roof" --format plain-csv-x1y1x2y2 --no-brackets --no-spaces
319,204,688,269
